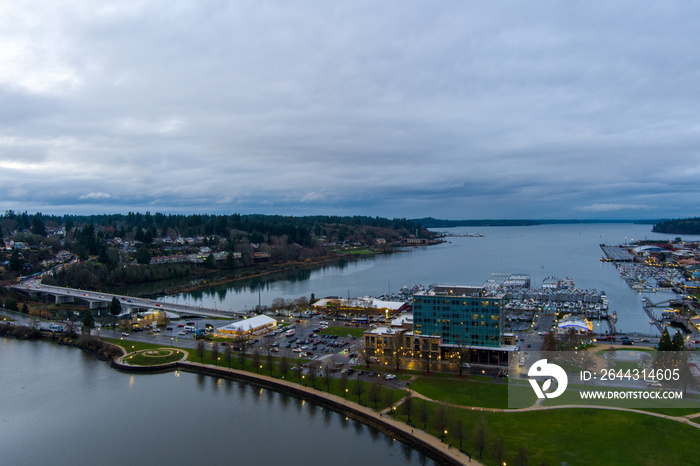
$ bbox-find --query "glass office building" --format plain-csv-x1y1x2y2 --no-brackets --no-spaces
413,285,511,366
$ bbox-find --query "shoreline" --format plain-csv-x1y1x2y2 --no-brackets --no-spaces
109,346,477,466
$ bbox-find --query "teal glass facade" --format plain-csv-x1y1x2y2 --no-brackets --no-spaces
412,286,504,348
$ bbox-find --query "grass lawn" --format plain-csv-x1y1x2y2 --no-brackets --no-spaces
124,349,185,366
321,326,365,339
186,345,405,412
101,337,166,353
396,401,700,465
408,376,510,409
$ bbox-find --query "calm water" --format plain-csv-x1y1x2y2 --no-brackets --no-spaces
5,223,698,465
0,338,434,466
162,223,700,334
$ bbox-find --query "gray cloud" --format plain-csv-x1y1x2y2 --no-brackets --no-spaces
1,1,700,219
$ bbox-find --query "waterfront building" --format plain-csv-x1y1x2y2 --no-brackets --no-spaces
556,318,593,335
412,285,513,366
215,315,277,338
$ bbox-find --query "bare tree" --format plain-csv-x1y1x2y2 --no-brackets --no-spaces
266,346,274,375
473,416,489,458
322,363,333,391
251,347,262,373
454,418,465,449
368,378,382,408
359,346,372,368
235,334,248,368
211,341,220,365
196,339,206,363
224,344,233,368
514,445,529,466
433,404,449,441
353,375,365,403
339,371,349,397
389,331,404,371
279,354,290,379
491,436,505,465
307,362,319,388
401,392,414,423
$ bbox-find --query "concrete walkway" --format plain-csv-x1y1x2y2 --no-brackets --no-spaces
110,343,481,465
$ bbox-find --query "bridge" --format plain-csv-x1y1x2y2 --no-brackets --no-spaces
10,281,241,319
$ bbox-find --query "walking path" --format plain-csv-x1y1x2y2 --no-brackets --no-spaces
112,345,480,466
111,342,700,464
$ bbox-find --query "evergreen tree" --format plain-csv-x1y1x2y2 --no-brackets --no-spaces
82,312,95,335
109,297,122,327
658,329,673,351
671,331,685,351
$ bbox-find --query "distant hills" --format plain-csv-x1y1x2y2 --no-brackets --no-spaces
412,218,659,228
652,217,700,235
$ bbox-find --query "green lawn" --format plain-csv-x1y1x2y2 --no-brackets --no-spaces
124,349,185,366
102,337,166,353
321,326,365,339
396,401,700,466
408,377,510,409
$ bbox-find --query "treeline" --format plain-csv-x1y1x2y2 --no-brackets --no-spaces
652,217,700,235
42,262,193,290
1,210,432,285
2,210,430,244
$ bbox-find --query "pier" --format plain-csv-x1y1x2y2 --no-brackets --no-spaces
600,244,636,262
642,297,665,334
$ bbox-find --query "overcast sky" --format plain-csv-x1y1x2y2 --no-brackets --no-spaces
1,1,699,220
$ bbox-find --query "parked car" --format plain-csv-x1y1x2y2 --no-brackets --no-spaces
385,374,397,380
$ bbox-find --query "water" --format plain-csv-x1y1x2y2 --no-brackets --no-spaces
159,223,699,334
0,338,433,466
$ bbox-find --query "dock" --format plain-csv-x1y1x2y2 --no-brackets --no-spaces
600,245,636,262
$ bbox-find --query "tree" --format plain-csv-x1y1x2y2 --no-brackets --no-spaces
9,249,22,272
211,341,220,365
389,332,404,371
433,404,449,441
31,213,46,236
368,378,382,408
353,375,365,403
279,354,290,379
658,329,672,351
266,347,274,375
473,416,489,458
672,331,685,351
235,334,249,368
359,347,372,368
224,344,233,368
21,302,29,314
81,312,95,336
251,348,262,372
109,297,121,327
417,399,429,430
454,418,465,449
135,247,151,265
339,371,349,397
205,253,216,269
401,392,413,423
491,436,505,465
196,340,206,362
514,445,529,466
322,363,333,391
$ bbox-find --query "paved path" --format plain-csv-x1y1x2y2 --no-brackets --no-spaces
110,343,481,465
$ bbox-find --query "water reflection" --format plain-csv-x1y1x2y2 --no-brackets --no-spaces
401,442,414,463
353,420,363,435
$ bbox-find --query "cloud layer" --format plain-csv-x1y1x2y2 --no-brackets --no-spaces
1,1,699,219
